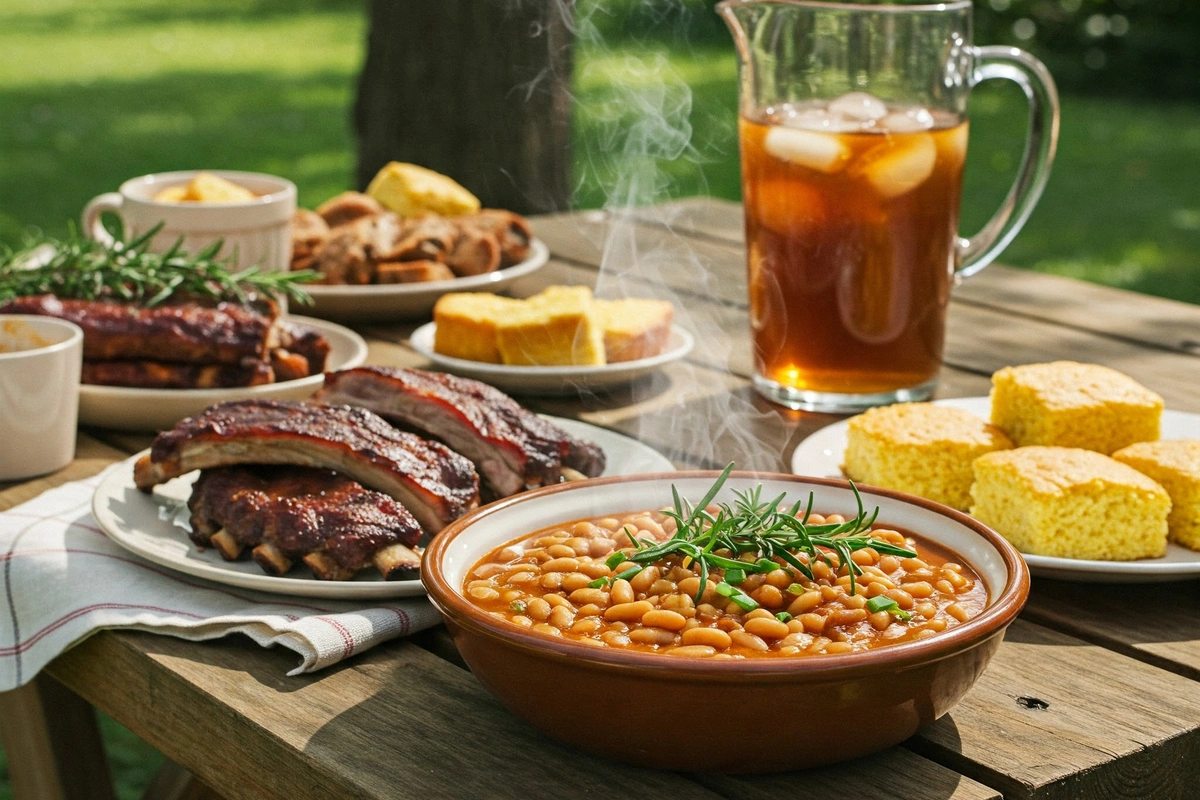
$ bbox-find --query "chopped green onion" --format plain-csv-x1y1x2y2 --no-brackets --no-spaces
725,568,746,585
755,558,777,573
715,581,735,598
786,583,808,596
866,594,912,620
586,577,607,589
728,591,758,611
614,565,643,582
775,612,793,623
866,595,898,613
605,551,627,570
510,600,527,613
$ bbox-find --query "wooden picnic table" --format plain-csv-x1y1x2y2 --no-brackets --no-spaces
2,198,1199,800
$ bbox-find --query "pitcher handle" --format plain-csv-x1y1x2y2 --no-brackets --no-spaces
956,45,1060,280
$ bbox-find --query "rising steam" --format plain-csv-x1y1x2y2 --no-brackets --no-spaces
531,0,792,471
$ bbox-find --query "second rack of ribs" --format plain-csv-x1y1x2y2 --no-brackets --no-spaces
188,465,421,580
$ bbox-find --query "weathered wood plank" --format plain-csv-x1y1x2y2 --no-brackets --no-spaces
909,619,1200,800
1021,578,1200,682
943,303,1200,411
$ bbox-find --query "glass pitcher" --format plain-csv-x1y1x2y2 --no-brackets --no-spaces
718,0,1059,412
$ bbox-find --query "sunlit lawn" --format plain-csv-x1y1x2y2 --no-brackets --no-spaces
1,0,1198,797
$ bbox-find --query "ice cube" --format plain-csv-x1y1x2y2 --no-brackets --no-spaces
764,126,848,173
829,92,888,123
880,107,935,133
858,134,937,199
781,106,835,131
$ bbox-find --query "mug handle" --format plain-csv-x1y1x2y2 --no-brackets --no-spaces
956,46,1060,280
81,192,124,247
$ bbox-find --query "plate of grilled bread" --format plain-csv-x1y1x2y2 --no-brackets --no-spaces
410,285,694,395
91,366,675,598
291,163,548,322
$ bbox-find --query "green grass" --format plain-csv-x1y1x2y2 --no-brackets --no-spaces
0,1,1197,797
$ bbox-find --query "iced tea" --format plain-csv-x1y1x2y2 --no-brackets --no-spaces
740,94,969,399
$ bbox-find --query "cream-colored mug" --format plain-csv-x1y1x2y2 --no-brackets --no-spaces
81,170,296,274
0,316,84,481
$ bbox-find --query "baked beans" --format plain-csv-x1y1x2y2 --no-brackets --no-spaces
464,509,986,658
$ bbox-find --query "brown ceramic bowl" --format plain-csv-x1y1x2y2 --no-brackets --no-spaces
422,471,1029,772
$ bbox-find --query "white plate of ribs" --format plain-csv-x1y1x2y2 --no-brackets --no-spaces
91,366,675,598
75,313,367,432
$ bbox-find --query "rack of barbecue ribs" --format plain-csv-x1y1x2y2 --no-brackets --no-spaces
293,192,535,285
188,466,422,580
134,399,480,535
315,366,606,497
0,295,329,389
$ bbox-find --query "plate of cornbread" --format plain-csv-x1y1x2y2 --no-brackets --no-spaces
792,362,1200,582
410,285,694,394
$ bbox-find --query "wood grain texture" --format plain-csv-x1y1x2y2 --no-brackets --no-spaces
909,620,1200,800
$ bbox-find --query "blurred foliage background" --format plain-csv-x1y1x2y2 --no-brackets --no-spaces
0,0,1197,792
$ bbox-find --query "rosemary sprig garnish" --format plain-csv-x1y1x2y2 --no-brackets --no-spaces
0,222,318,307
609,464,917,611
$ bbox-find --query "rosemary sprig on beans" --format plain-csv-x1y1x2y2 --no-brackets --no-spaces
0,222,318,307
587,465,916,613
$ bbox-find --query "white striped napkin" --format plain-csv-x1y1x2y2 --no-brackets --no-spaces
0,464,441,691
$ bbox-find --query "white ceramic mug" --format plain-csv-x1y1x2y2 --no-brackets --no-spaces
81,170,297,274
0,316,84,481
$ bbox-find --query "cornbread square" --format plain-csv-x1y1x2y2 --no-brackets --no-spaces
990,361,1162,454
366,162,480,217
433,293,522,363
970,447,1170,561
842,403,1014,511
593,298,674,363
1113,440,1200,551
496,287,605,366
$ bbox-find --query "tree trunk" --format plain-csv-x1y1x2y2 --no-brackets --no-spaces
354,0,575,214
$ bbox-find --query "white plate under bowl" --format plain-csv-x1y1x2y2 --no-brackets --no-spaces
78,316,368,432
791,396,1200,583
409,322,695,396
303,239,549,322
91,417,674,599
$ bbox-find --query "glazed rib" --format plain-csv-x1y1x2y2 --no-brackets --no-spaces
135,399,479,532
316,367,606,497
1,295,277,364
82,358,274,389
188,465,422,580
